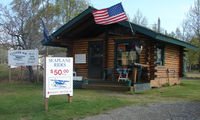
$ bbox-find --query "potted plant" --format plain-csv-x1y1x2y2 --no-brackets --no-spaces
125,78,132,87
83,77,88,85
162,82,170,87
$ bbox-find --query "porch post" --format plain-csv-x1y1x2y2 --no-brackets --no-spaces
103,29,108,80
67,46,73,57
149,40,157,80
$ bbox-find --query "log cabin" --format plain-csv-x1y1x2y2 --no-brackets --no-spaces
42,7,197,91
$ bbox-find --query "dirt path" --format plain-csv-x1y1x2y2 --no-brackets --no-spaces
81,102,200,120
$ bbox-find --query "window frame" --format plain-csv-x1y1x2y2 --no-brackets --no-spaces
114,39,140,68
156,44,165,66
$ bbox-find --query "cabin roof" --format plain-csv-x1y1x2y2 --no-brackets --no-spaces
42,6,197,50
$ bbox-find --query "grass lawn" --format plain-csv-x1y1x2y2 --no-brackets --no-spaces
0,79,200,120
0,64,10,81
0,64,21,82
133,80,200,102
185,72,200,79
0,83,133,120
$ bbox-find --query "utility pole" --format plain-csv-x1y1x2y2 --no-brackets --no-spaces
157,18,160,33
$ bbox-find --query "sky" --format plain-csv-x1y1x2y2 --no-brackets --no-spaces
0,0,195,33
90,0,194,33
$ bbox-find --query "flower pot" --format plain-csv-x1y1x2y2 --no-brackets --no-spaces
125,80,132,87
83,80,88,85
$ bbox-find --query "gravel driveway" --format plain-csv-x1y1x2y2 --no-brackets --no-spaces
82,102,200,120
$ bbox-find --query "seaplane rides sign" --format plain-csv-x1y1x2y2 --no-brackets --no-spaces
44,57,73,98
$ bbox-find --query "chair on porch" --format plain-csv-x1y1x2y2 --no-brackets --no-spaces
103,68,114,81
117,68,131,82
73,71,83,81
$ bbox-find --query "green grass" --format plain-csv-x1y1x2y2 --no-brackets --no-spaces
0,64,9,80
0,80,200,120
0,64,20,81
185,72,200,78
0,83,133,120
134,80,200,102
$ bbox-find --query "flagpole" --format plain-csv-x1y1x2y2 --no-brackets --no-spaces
128,20,135,35
42,0,48,57
120,1,135,35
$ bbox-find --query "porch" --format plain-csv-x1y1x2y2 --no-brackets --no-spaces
81,80,134,91
75,64,150,92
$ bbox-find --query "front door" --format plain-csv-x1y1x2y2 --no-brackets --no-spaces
88,41,103,79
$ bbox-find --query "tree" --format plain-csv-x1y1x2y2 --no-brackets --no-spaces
46,0,89,56
175,28,182,40
183,0,200,71
186,37,199,70
0,0,57,82
181,20,193,42
132,9,148,27
167,28,183,40
55,0,89,24
168,31,176,38
0,0,90,82
187,0,200,38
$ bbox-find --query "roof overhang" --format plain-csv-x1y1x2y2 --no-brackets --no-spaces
42,6,198,50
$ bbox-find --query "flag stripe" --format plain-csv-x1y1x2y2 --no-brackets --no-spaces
92,9,107,14
96,16,127,25
93,13,109,18
95,13,127,25
92,3,128,25
94,13,126,22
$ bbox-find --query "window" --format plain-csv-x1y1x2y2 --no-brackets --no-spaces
156,44,165,66
115,40,140,68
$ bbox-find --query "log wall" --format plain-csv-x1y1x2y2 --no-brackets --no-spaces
72,38,103,78
68,33,182,87
150,44,181,87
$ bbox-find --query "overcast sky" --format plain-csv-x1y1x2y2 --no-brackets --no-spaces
0,0,195,33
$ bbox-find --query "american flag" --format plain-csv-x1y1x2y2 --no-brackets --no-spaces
92,3,128,25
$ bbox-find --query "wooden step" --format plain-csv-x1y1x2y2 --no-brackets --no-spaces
82,83,133,91
87,80,126,84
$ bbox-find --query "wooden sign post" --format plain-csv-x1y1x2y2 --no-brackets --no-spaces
68,95,72,103
44,57,73,111
37,65,39,83
44,98,48,111
8,66,11,83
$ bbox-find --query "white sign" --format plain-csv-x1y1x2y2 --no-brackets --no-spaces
75,54,86,64
8,50,38,66
44,57,73,98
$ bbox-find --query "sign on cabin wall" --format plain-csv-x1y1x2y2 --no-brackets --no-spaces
44,57,73,98
8,50,38,66
134,83,151,92
75,54,86,64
